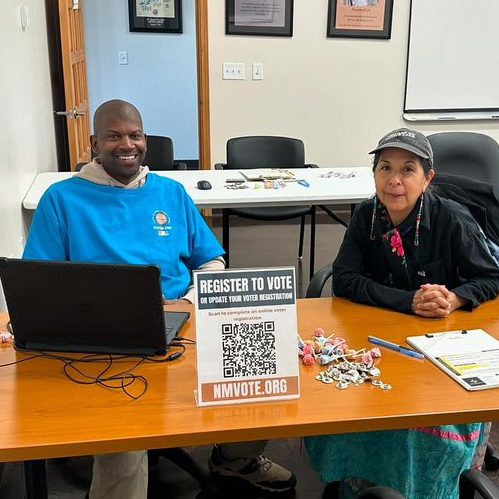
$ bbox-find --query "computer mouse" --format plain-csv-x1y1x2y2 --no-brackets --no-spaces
197,180,212,190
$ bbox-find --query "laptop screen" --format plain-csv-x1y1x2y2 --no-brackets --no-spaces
0,258,175,356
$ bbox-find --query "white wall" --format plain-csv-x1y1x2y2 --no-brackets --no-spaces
0,1,57,311
208,1,499,167
83,0,199,159
3,1,499,311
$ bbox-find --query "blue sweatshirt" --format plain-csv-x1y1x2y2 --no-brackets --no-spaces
23,173,224,299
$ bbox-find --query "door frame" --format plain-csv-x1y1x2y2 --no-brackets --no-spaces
45,0,211,171
45,0,71,171
196,0,211,171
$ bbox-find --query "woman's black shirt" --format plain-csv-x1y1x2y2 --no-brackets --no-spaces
333,192,499,314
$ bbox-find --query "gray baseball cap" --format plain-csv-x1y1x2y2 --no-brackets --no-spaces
369,128,434,168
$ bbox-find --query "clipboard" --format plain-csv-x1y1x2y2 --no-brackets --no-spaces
406,329,499,391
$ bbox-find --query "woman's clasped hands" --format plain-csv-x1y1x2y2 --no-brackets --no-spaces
412,283,467,317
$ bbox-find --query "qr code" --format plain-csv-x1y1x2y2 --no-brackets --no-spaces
222,322,277,378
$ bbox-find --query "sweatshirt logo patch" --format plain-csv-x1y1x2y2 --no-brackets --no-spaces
152,210,171,237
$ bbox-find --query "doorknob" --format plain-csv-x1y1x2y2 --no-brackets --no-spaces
54,109,74,118
54,109,85,118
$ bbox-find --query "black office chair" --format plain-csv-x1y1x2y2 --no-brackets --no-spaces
432,173,499,247
75,162,87,171
215,136,317,280
429,132,499,471
354,486,406,499
144,135,187,170
427,132,499,199
460,468,499,499
58,450,217,499
74,135,187,172
306,263,333,298
148,448,217,499
348,469,499,499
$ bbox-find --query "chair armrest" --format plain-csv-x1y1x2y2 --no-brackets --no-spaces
460,469,499,499
214,163,226,170
305,263,333,298
174,161,188,170
305,163,319,168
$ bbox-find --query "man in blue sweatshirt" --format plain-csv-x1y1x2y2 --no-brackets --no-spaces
24,99,295,499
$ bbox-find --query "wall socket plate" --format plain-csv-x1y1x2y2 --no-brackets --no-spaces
252,62,264,80
223,62,245,80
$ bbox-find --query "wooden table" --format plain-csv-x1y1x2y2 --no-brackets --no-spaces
2,297,499,466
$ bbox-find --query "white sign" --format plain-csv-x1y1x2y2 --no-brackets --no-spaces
137,0,175,18
235,0,286,27
194,267,299,406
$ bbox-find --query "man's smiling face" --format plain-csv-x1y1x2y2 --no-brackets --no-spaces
91,113,147,185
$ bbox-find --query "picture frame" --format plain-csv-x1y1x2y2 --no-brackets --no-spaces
226,0,294,37
128,0,182,34
327,0,393,39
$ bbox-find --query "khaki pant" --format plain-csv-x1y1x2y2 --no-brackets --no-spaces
89,441,268,499
89,451,148,499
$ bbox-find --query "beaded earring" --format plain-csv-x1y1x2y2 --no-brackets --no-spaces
413,193,424,247
369,196,377,241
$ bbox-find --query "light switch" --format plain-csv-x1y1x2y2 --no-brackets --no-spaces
223,63,245,80
20,6,31,30
118,51,128,65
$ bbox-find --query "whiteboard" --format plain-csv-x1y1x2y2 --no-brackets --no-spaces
404,0,499,119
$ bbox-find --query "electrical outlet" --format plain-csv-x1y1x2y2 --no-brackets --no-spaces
223,62,245,80
252,62,264,80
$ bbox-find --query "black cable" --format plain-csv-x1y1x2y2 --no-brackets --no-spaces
0,340,191,400
61,353,149,400
173,335,195,344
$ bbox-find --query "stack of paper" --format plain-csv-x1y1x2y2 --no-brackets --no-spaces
407,329,499,391
239,169,297,181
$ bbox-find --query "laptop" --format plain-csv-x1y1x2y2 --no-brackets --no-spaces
0,258,189,356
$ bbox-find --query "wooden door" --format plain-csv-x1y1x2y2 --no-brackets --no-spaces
57,0,91,169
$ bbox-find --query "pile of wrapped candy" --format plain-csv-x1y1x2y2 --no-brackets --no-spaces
298,327,391,391
0,330,13,343
298,327,381,366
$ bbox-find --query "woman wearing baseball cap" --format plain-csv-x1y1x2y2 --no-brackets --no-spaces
305,128,499,499
334,127,499,317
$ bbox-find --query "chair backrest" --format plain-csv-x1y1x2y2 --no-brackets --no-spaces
305,263,333,298
433,173,499,246
74,162,87,171
144,135,175,170
226,136,305,170
427,132,499,186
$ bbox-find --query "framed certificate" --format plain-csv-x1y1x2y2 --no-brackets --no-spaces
226,0,294,37
327,0,393,39
128,0,182,34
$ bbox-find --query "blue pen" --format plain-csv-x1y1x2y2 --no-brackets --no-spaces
368,335,425,359
297,179,310,188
